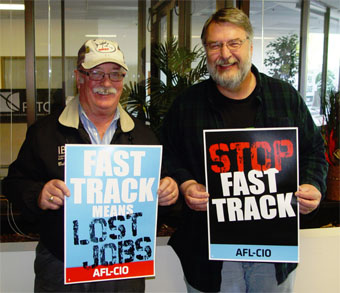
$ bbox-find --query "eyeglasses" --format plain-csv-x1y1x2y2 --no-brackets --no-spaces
204,37,249,52
78,69,126,82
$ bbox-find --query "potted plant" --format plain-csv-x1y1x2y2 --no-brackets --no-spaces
121,39,208,233
264,33,299,87
321,90,340,201
121,38,208,137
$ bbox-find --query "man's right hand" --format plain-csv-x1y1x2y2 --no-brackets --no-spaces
38,179,70,210
180,180,209,211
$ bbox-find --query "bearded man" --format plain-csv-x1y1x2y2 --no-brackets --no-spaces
160,8,327,293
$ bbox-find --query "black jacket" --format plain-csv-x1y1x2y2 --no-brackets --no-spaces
3,97,160,261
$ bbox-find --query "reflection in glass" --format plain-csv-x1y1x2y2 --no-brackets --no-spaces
0,0,27,174
250,0,300,89
328,10,340,93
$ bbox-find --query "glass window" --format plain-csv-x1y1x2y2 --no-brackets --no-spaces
250,1,301,89
173,6,178,42
160,12,168,43
65,0,139,95
328,9,340,93
305,3,326,121
0,0,27,177
191,0,216,51
191,0,215,74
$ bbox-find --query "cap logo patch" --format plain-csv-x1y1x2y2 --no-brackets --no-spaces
94,40,116,53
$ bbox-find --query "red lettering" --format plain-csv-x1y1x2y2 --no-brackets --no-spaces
251,141,272,171
273,139,293,171
230,142,250,172
209,139,293,173
209,143,230,173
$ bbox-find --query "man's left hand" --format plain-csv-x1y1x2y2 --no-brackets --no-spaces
295,184,322,214
157,177,179,206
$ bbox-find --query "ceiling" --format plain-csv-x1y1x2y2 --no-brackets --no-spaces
1,0,339,19
0,0,339,40
317,0,340,9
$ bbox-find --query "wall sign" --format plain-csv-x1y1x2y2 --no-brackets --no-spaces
0,89,62,122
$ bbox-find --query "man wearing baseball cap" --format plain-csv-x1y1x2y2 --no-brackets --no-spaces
3,39,179,292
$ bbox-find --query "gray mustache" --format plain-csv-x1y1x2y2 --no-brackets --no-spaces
216,58,237,66
93,87,117,95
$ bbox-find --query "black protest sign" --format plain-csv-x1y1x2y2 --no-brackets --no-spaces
204,128,299,262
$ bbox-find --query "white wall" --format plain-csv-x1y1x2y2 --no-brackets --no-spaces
1,228,339,293
294,227,340,293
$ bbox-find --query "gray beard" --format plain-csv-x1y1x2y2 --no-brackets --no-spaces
207,59,252,90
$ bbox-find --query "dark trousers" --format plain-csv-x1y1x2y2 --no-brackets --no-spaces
34,242,145,292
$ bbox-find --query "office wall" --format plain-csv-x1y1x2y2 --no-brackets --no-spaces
0,18,139,63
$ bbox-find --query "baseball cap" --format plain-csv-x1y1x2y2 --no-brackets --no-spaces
79,39,128,71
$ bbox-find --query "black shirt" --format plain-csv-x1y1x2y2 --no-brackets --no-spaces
212,84,259,128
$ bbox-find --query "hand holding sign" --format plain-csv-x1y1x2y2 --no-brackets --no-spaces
38,179,70,210
295,184,322,214
180,180,209,211
157,176,179,206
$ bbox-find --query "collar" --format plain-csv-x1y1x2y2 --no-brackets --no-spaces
79,103,120,126
249,64,262,96
58,96,135,132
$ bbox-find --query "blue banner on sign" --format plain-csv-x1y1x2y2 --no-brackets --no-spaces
210,244,298,262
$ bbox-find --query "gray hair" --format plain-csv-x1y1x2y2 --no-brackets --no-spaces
201,8,254,44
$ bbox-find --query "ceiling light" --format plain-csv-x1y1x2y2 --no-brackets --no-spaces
254,37,276,40
0,4,25,10
85,34,117,38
